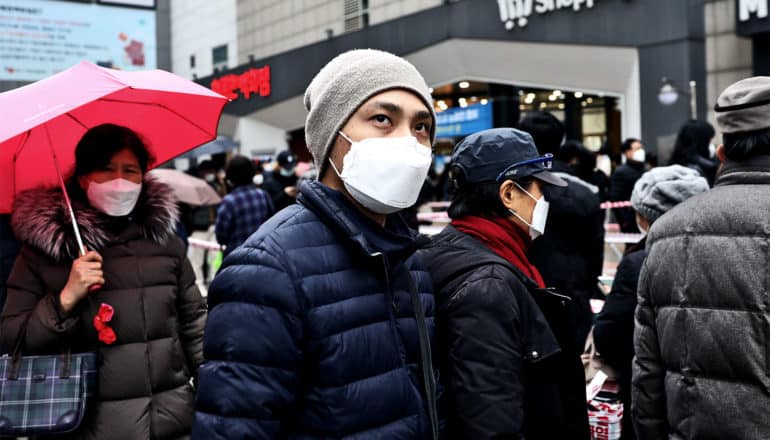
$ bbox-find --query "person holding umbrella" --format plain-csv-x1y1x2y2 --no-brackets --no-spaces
1,124,207,439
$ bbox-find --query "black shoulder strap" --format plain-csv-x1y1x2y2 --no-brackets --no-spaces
405,271,439,440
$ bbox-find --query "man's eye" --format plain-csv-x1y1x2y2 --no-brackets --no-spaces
373,115,392,125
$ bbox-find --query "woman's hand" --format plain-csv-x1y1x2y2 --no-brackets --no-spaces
60,250,104,314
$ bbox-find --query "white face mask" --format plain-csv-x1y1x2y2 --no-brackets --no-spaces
631,148,646,163
508,182,549,240
87,178,142,217
253,174,264,186
329,131,432,215
709,143,717,159
596,155,612,176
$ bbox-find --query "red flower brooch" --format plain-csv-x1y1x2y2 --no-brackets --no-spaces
93,303,116,345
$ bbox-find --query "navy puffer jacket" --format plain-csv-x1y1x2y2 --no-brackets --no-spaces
193,181,436,439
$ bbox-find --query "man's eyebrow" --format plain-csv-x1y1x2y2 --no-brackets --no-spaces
366,101,402,115
414,110,432,121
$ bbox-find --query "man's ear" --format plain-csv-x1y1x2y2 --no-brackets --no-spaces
499,180,517,211
716,144,727,164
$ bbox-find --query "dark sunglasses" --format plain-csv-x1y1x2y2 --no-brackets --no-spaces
496,153,554,182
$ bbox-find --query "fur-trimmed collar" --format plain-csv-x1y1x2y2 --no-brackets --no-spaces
11,177,178,262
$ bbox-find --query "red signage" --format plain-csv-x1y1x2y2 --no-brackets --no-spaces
211,66,271,101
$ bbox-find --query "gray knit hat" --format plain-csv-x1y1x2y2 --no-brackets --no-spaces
715,76,770,134
631,165,709,223
304,49,436,177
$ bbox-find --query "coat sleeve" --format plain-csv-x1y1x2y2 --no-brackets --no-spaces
443,274,526,439
631,257,668,439
192,237,304,440
175,252,207,379
0,246,80,354
214,199,232,246
594,252,643,369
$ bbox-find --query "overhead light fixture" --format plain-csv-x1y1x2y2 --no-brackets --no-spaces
539,102,547,109
548,95,557,102
586,97,594,104
527,93,536,99
470,96,478,101
554,90,562,96
459,81,470,89
558,103,565,110
574,91,584,98
480,98,489,105
458,97,468,108
581,101,588,107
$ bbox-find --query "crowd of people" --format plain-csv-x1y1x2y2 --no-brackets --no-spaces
1,48,769,440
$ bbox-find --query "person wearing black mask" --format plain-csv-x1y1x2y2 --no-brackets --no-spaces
262,150,299,212
519,112,605,351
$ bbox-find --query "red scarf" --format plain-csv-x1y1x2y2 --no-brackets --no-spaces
452,215,546,288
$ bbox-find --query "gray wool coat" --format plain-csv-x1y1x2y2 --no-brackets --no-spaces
632,154,770,440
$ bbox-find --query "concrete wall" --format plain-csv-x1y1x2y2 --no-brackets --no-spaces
705,0,753,131
236,0,443,64
170,0,238,79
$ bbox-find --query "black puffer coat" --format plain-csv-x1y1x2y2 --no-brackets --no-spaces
420,225,589,439
633,155,770,439
529,162,605,350
1,178,207,439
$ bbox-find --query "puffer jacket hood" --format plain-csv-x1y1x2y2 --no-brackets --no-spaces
11,176,177,261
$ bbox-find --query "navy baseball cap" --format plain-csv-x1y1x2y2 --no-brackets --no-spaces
451,127,567,187
277,150,296,170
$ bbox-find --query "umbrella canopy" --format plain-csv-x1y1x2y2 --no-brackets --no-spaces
0,61,228,213
149,169,221,206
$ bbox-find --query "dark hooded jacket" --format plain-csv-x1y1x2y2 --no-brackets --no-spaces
419,225,589,440
609,160,645,233
192,180,437,439
528,161,605,350
633,155,770,439
0,178,207,440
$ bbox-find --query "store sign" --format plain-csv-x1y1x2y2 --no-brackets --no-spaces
736,0,770,36
0,0,156,81
739,0,768,20
497,0,597,30
436,103,493,138
211,66,271,101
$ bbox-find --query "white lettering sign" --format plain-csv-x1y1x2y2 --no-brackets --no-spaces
739,0,769,21
497,0,596,30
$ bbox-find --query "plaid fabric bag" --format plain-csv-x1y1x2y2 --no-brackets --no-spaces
0,351,97,436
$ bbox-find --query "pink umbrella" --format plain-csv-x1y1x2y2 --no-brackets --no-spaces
148,169,221,206
0,61,227,255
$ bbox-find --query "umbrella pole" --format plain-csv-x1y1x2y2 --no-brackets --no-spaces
43,125,86,257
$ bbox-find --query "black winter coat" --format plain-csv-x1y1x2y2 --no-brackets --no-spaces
609,161,645,233
594,239,646,440
529,162,605,350
419,225,589,440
